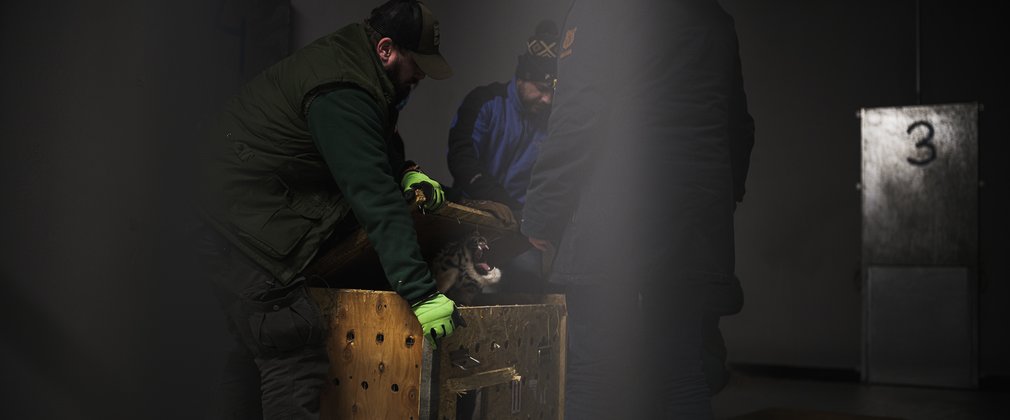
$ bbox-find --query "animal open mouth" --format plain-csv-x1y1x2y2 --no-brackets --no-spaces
470,237,495,275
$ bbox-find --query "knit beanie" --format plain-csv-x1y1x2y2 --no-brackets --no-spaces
515,19,559,83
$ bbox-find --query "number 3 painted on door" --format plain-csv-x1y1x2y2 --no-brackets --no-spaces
906,120,936,166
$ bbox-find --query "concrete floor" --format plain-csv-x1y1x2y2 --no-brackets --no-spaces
712,370,1010,420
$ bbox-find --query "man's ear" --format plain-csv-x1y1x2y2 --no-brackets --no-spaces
376,37,395,64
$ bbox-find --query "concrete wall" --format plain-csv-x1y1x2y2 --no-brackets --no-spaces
1,0,245,417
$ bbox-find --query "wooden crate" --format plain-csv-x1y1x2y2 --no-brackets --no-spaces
311,289,567,420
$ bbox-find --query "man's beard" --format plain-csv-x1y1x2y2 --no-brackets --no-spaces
393,81,413,104
386,65,415,105
523,99,548,116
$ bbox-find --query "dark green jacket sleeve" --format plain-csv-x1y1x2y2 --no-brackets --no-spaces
308,87,436,304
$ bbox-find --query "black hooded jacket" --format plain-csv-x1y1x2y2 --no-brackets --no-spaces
521,0,754,285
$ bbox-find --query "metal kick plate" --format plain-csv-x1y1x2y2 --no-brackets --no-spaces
866,266,975,388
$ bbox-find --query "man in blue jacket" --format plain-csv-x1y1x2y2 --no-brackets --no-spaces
446,20,559,289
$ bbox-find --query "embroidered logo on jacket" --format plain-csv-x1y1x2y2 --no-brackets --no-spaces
560,27,577,59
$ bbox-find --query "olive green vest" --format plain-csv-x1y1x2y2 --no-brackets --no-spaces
204,23,398,283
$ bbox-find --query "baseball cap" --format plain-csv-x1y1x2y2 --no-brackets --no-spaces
367,0,452,80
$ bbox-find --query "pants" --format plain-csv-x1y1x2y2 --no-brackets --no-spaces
563,285,645,420
562,276,739,420
197,226,329,419
639,279,715,419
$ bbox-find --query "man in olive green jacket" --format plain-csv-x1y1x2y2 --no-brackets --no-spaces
198,1,460,417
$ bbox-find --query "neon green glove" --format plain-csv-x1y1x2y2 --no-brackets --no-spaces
411,293,465,348
401,170,445,211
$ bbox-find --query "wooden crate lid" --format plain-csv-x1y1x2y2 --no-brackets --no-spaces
304,195,531,286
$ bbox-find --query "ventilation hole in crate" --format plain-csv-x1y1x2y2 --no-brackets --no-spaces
376,332,385,344
361,381,369,390
346,330,355,343
391,383,400,392
405,335,416,347
332,378,340,386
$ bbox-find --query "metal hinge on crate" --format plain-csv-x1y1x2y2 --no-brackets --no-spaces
511,376,522,414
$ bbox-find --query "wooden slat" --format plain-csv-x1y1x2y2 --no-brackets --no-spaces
311,289,425,420
444,367,519,393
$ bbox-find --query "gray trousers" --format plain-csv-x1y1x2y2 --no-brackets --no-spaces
198,227,329,419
